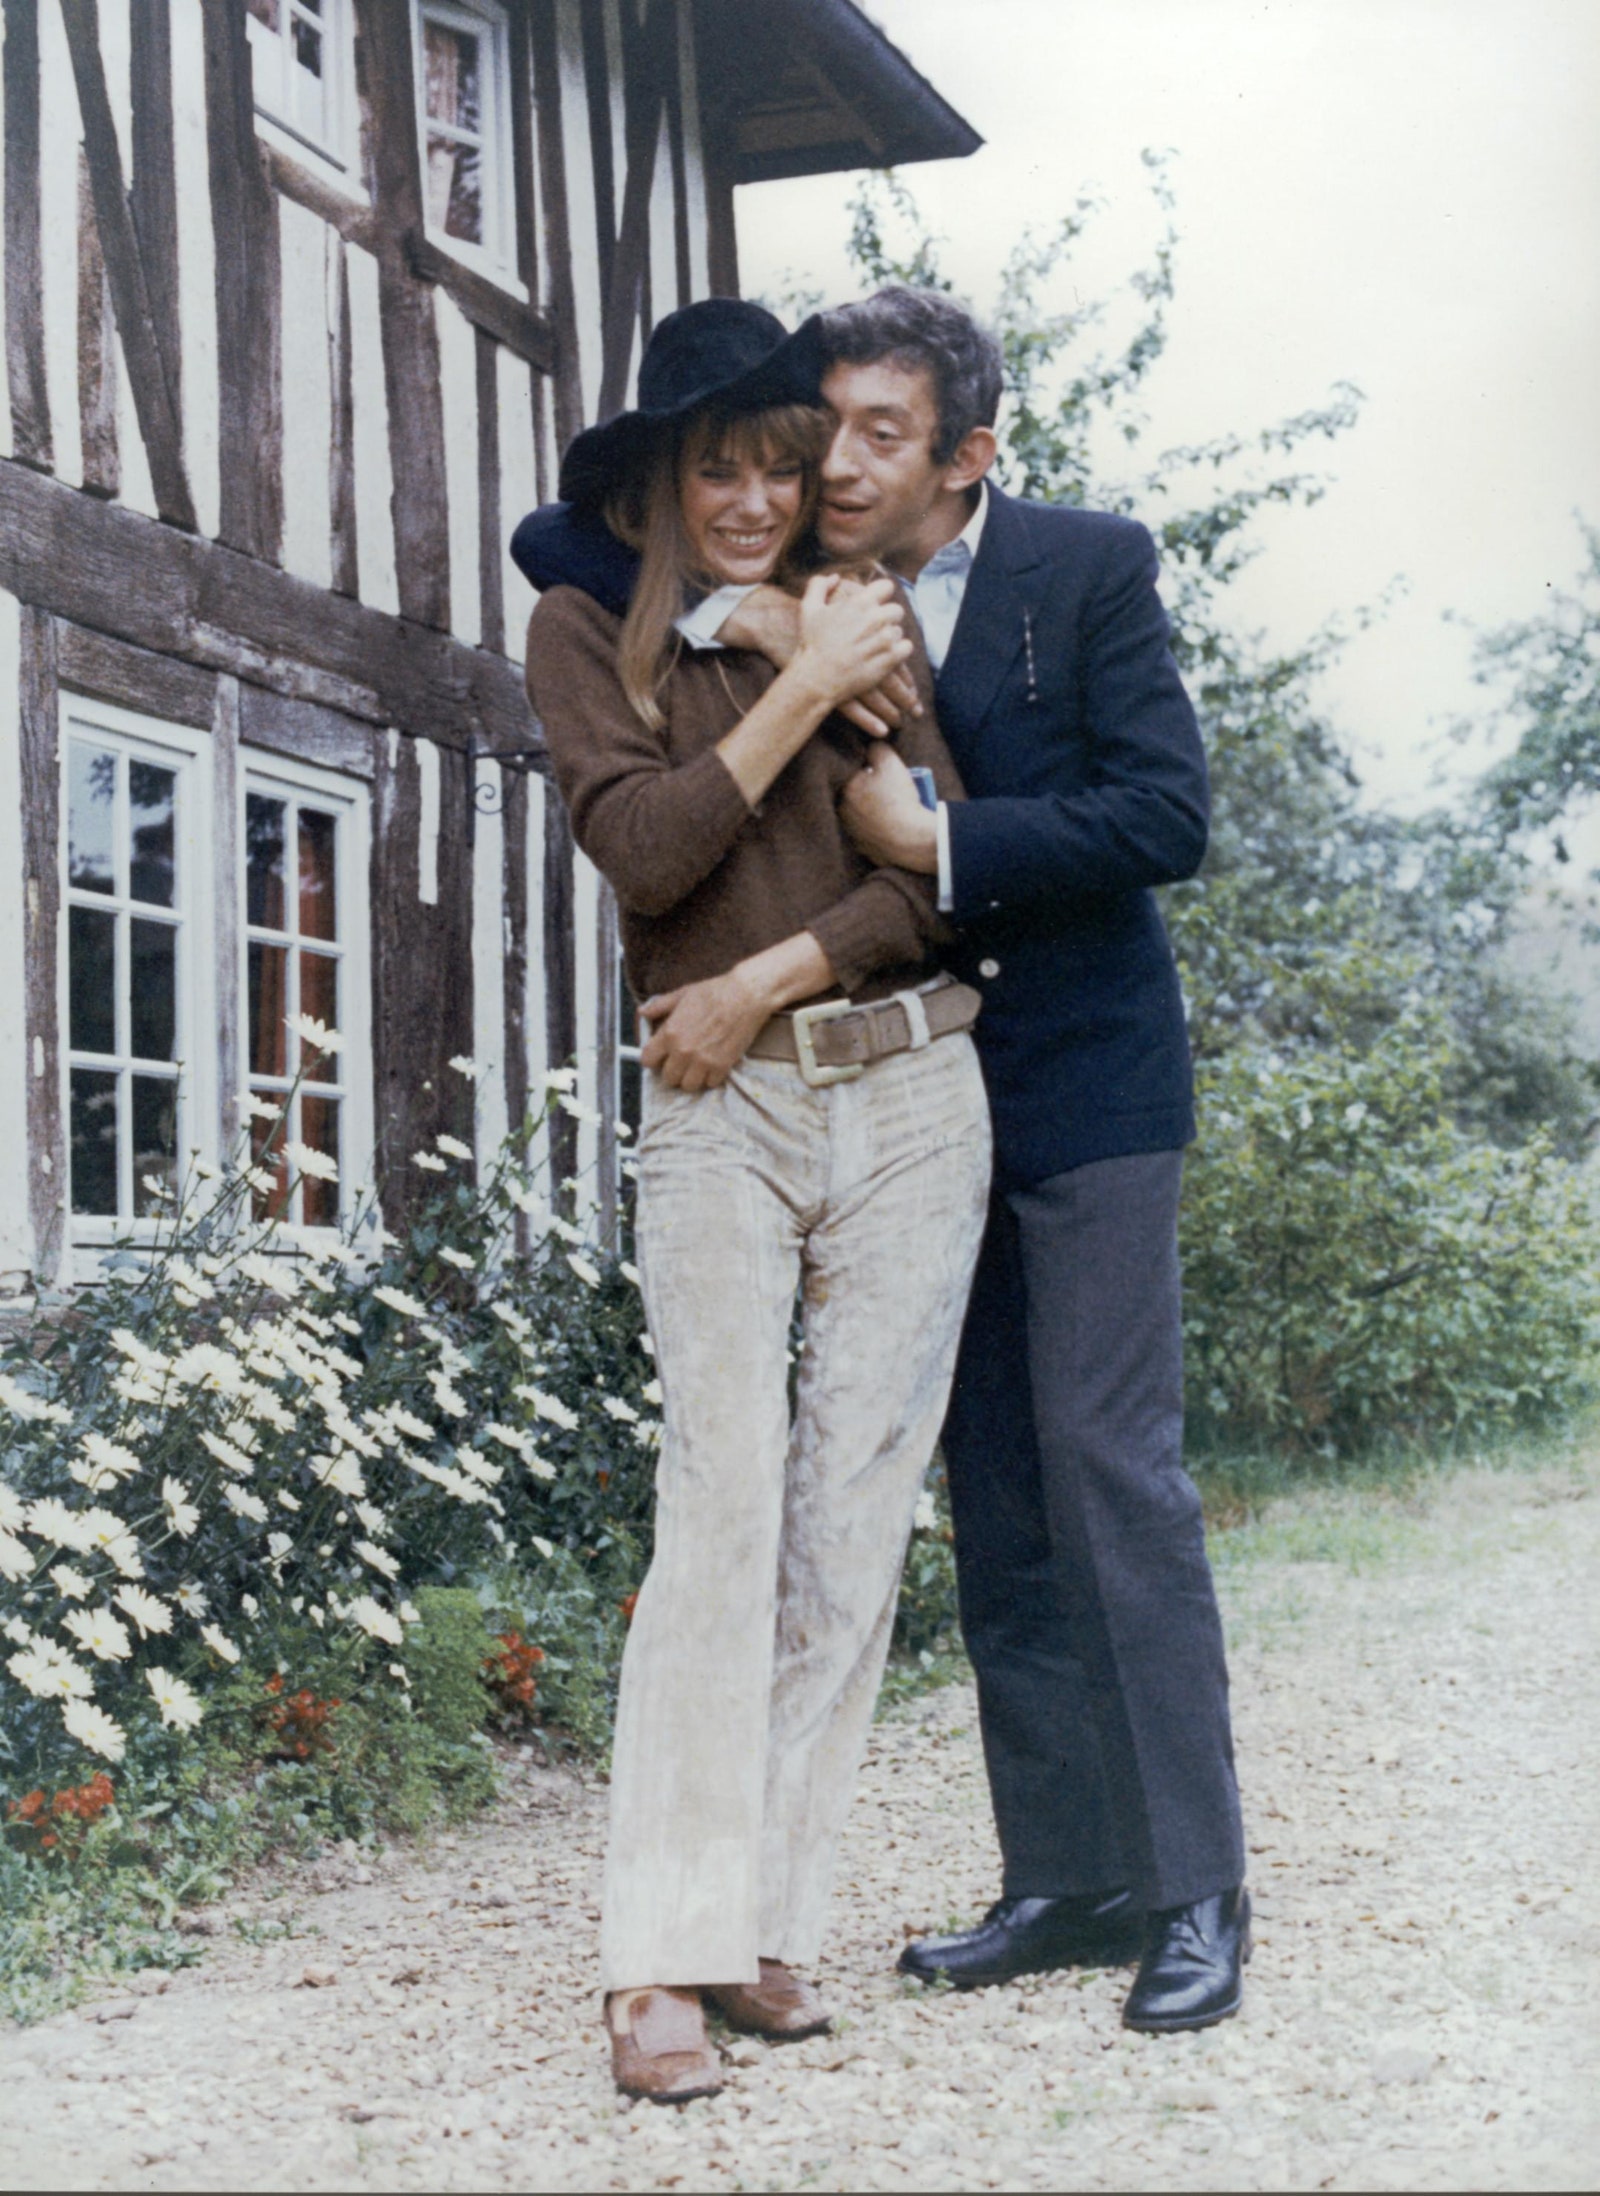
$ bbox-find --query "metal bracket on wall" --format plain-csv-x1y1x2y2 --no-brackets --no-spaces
465,729,548,846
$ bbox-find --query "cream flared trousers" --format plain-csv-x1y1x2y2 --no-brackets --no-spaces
600,1033,992,1990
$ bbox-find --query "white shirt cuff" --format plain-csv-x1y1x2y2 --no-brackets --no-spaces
935,802,954,914
674,582,758,651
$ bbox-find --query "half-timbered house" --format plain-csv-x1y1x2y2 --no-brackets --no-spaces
0,0,978,1289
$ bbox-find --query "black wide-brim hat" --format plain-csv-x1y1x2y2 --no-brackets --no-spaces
559,299,825,509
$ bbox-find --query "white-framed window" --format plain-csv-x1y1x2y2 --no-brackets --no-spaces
242,752,373,1234
62,703,215,1242
415,0,515,280
246,0,360,186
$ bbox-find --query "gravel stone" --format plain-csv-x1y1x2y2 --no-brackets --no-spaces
2,1462,1596,2192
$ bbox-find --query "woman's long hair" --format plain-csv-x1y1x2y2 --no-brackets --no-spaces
604,402,829,730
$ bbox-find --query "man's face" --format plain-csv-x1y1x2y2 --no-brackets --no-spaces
816,358,949,567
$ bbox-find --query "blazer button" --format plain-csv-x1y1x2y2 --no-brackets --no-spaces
978,958,1000,979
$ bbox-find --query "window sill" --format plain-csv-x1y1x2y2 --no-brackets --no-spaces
404,230,554,374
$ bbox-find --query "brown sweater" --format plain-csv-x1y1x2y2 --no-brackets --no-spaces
524,586,965,1006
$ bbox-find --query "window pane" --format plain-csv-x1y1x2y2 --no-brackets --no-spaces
425,21,480,130
247,794,287,930
130,919,178,1062
131,1077,179,1215
69,904,117,1055
246,0,279,26
250,1111,291,1223
248,941,289,1076
300,1092,340,1227
128,762,176,907
299,950,339,1066
70,1068,119,1216
291,12,322,74
298,808,338,940
68,744,117,894
427,132,483,244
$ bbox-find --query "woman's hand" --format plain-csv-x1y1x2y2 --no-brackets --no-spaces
722,585,922,738
789,574,914,725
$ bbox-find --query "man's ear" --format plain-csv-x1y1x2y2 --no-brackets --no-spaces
942,424,998,495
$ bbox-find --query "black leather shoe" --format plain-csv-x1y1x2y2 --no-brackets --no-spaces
1122,1885,1252,2032
898,1891,1144,1988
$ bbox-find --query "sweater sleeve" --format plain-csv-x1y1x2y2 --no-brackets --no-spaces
524,588,754,919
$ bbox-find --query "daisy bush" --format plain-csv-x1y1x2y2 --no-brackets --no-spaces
1,1038,661,1809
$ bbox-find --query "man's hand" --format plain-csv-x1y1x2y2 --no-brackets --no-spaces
720,581,921,739
839,747,940,874
638,967,772,1092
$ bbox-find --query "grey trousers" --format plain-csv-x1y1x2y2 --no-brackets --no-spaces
943,1150,1246,1913
601,1035,992,1989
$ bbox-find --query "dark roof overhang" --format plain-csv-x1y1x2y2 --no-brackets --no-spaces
693,0,983,184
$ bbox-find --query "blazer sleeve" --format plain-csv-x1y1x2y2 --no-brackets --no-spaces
524,589,752,918
510,503,640,619
944,520,1208,921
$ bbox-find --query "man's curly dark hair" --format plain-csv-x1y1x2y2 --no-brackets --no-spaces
822,286,1004,464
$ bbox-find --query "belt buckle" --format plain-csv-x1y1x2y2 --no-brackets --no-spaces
791,998,865,1088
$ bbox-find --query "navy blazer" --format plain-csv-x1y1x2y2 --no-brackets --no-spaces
510,487,1208,1185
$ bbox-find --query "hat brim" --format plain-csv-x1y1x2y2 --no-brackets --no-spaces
559,315,826,508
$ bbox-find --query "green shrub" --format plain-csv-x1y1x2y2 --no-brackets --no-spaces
399,1586,494,1747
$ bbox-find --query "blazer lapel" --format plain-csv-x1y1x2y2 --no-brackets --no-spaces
934,485,1045,742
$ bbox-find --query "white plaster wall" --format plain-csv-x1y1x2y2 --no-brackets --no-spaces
555,0,600,425
0,594,30,1283
278,197,334,588
497,348,539,652
170,0,221,539
471,759,510,1165
676,0,710,300
345,242,399,615
434,289,481,646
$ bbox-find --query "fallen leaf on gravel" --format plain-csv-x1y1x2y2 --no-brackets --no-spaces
299,1965,339,1989
391,1969,425,1985
93,2003,137,2024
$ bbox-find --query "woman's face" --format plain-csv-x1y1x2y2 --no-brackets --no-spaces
679,439,806,588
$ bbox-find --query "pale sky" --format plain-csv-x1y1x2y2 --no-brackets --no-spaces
735,0,1600,819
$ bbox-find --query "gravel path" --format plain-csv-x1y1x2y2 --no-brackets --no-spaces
4,1458,1597,2194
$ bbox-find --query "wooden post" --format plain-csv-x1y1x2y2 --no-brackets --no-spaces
4,0,53,468
20,606,65,1283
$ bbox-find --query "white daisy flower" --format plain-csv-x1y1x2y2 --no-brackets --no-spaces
354,1538,400,1580
276,1490,301,1513
79,1508,144,1577
50,1562,92,1601
544,1066,578,1092
241,1092,285,1122
0,1372,71,1424
0,1486,25,1533
398,1600,421,1625
267,1532,294,1562
113,1584,172,1637
353,1500,390,1535
201,1623,240,1663
0,1531,35,1583
388,1406,434,1444
453,1446,502,1486
619,1260,642,1287
63,1697,127,1761
435,1133,473,1160
437,1245,475,1271
373,1285,427,1318
448,1055,482,1080
566,1253,601,1289
601,1395,640,1425
145,1667,204,1732
287,1011,343,1055
530,1535,554,1560
642,1379,663,1407
548,1215,586,1247
62,1607,134,1662
347,1594,403,1647
412,1151,448,1173
426,1375,469,1418
488,1301,532,1339
172,1582,208,1618
525,1452,557,1483
9,1644,93,1699
199,1429,255,1478
513,1384,581,1432
3,1616,36,1648
241,1593,260,1618
237,1253,302,1299
223,1484,269,1524
162,1477,200,1538
170,1342,246,1393
283,1140,338,1182
329,1311,363,1337
556,1093,603,1126
310,1451,366,1500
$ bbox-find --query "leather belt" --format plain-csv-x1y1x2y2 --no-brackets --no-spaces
746,975,981,1088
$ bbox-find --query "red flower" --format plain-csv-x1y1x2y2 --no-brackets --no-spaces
482,1630,545,1719
619,1593,639,1625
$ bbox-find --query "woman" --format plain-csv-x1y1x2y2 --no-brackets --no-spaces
524,301,991,2103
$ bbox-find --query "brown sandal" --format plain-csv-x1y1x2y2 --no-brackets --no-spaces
606,1986,724,2103
705,1958,833,2041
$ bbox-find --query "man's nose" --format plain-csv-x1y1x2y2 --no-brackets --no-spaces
822,422,856,483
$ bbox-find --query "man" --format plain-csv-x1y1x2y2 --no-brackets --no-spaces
512,286,1250,2034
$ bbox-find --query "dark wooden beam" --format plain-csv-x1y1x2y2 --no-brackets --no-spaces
329,244,359,598
3,0,53,468
403,229,555,373
371,737,475,1225
77,148,119,498
259,138,380,251
542,790,578,1194
507,0,539,300
0,457,543,758
129,0,182,422
500,769,531,1223
20,605,64,1283
201,0,282,559
475,325,504,655
579,0,616,304
529,0,584,456
666,20,692,311
598,0,675,421
61,0,195,526
57,619,214,727
353,0,450,630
